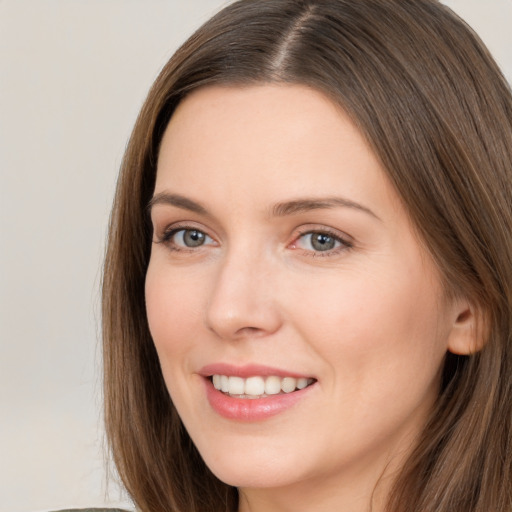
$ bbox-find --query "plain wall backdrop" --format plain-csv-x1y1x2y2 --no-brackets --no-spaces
1,1,511,511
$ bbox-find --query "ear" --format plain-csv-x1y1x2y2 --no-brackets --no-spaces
447,299,489,355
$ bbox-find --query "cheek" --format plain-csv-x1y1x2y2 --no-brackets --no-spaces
145,261,204,365
292,262,448,389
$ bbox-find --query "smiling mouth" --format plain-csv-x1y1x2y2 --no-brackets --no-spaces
210,375,316,398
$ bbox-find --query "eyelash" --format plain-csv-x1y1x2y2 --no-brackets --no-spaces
155,224,353,257
156,224,216,252
291,228,353,257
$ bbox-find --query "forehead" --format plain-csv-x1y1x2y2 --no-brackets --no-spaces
156,84,394,207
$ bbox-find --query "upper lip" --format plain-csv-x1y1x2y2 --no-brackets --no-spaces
199,363,314,379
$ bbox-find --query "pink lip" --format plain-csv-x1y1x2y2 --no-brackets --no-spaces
199,363,312,379
204,379,315,421
199,363,317,422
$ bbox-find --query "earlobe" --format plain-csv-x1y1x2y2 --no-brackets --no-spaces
447,301,489,355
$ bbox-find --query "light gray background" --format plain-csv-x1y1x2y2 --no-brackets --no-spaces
1,1,511,511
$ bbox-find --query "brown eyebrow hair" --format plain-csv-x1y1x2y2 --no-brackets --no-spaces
148,192,380,221
147,192,208,215
271,197,380,220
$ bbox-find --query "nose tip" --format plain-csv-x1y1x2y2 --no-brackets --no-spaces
204,258,282,341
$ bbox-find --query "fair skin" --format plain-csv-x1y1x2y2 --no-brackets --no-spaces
145,84,474,512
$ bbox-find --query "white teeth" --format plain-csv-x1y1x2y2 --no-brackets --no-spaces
228,376,245,395
245,376,265,395
264,376,281,395
297,377,308,389
220,375,229,393
211,374,314,396
281,377,297,393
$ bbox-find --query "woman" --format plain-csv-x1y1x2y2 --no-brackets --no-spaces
102,1,512,511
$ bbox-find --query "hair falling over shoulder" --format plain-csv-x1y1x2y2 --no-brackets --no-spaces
102,1,512,511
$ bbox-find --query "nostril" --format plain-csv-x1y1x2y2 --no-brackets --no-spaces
235,326,263,336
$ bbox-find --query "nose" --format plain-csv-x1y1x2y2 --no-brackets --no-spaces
205,249,282,341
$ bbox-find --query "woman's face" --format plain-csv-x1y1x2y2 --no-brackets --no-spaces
146,84,463,501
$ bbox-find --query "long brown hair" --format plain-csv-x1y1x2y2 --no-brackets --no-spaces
102,1,512,511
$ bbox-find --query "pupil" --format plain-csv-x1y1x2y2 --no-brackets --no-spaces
184,230,205,247
312,233,335,251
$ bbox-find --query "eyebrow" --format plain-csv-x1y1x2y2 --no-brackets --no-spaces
271,197,380,221
148,192,380,221
147,192,208,215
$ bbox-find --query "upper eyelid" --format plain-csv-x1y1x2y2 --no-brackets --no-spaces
152,216,221,239
292,225,353,242
157,221,212,236
297,231,343,242
160,225,215,242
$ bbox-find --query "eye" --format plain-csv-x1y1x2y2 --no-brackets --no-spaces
293,229,351,255
163,228,215,249
298,232,340,251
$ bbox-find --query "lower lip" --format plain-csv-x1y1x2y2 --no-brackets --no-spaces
204,378,315,421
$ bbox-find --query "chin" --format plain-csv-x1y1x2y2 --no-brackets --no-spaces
197,441,308,489
208,462,298,489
